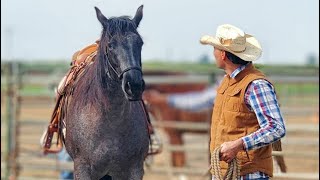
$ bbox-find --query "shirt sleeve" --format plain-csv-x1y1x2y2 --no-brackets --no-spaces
167,86,216,112
241,79,286,150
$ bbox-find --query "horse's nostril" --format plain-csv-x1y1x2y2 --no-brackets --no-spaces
126,82,132,95
123,79,144,101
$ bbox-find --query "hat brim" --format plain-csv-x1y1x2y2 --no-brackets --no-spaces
200,34,262,61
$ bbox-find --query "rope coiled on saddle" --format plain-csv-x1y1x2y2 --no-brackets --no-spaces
211,147,240,180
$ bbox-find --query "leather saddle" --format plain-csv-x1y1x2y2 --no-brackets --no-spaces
41,41,99,154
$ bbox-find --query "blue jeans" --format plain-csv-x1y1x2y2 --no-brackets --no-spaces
58,148,74,179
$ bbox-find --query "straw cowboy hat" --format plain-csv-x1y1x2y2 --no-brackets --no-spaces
200,24,262,61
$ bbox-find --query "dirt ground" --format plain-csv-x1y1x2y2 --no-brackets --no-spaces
1,95,319,180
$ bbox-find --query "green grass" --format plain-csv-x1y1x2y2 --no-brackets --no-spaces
143,62,220,74
275,83,319,95
21,85,52,95
2,61,318,76
1,82,316,97
0,84,53,96
142,61,319,76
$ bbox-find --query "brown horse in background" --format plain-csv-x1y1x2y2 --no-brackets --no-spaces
144,71,211,167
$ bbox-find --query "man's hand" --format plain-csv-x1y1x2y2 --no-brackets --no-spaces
143,90,168,105
220,138,244,163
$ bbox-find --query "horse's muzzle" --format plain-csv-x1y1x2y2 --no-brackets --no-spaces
122,71,145,101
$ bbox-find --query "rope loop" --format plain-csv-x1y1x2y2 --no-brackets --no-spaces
211,147,240,180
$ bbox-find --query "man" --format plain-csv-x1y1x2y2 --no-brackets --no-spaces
57,148,74,179
200,24,286,179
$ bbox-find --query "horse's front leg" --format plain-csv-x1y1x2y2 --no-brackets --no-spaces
73,158,96,180
166,129,185,167
113,161,144,180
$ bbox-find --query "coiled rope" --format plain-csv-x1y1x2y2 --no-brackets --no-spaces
211,147,240,180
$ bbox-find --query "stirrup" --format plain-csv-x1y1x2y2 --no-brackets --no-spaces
40,125,63,155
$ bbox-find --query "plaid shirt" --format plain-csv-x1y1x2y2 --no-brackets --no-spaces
230,64,286,179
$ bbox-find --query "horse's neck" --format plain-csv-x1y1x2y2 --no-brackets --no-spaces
93,57,132,119
104,86,134,128
105,79,130,111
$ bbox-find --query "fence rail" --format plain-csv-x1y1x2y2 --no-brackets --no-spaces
8,160,320,180
2,74,319,86
152,120,319,133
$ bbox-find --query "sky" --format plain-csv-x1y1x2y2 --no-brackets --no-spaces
1,0,319,65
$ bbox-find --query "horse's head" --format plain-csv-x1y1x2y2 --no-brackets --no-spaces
95,5,145,101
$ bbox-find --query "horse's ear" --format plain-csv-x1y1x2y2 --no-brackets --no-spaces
133,5,143,28
95,7,108,26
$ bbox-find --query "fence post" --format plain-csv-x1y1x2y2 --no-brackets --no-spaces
4,62,13,180
4,62,19,180
12,62,20,179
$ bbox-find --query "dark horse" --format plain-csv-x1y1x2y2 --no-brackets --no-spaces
64,5,149,180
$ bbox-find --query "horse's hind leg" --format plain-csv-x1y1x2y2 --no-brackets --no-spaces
73,159,92,180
